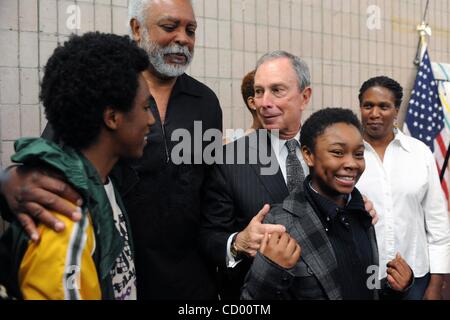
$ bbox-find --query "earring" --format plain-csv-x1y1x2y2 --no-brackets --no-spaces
393,118,399,134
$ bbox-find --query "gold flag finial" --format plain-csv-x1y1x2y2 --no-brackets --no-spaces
414,22,432,65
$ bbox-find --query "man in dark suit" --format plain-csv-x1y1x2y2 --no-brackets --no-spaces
201,51,378,300
200,51,312,299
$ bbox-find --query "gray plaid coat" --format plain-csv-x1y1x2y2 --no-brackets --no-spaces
241,181,380,300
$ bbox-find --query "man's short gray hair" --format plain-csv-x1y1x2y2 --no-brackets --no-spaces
128,0,194,33
128,0,151,28
255,51,311,90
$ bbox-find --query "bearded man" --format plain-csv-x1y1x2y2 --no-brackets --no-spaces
1,0,222,300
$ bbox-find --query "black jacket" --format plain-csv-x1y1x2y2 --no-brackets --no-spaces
242,179,411,300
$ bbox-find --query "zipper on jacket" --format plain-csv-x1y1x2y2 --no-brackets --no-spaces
149,97,170,164
161,123,170,164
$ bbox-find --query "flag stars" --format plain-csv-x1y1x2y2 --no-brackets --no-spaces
405,49,444,152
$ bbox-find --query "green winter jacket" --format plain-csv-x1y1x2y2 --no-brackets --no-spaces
1,137,135,299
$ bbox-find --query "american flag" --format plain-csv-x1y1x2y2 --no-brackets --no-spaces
405,47,450,208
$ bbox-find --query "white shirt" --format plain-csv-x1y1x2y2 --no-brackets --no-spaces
104,180,137,300
356,131,450,278
226,131,309,267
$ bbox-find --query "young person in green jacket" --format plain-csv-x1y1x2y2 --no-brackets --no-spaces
1,32,154,300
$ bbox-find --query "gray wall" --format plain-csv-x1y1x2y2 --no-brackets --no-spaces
1,0,450,233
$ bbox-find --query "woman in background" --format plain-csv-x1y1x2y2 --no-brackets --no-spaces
223,70,263,144
356,76,450,300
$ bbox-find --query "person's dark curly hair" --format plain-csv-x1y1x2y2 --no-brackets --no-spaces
241,70,256,114
40,32,149,150
358,76,403,109
300,107,362,152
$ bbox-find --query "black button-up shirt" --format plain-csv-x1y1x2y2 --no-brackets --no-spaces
304,176,374,300
119,74,222,300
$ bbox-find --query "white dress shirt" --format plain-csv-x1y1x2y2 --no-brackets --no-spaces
356,130,450,279
226,131,309,267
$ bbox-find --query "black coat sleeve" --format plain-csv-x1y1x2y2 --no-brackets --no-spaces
199,162,236,267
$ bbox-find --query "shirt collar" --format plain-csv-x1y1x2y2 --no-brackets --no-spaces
173,73,203,97
393,130,413,152
363,130,412,153
306,177,350,221
305,176,372,229
270,130,301,156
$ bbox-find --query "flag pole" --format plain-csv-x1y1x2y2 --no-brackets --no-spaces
440,66,450,181
440,139,450,182
414,0,430,65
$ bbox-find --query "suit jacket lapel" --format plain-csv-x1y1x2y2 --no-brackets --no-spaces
249,131,289,202
282,187,343,300
251,163,288,202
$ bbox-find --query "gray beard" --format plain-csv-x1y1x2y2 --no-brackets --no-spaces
139,28,193,78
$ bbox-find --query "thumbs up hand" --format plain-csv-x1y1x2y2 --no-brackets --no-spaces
234,204,286,257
